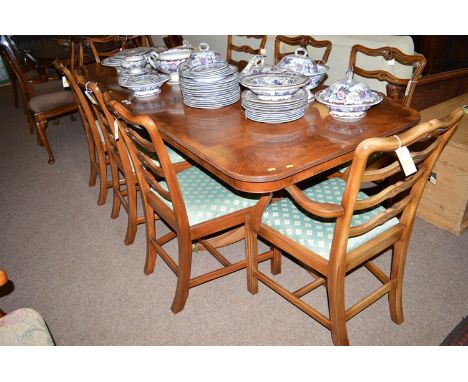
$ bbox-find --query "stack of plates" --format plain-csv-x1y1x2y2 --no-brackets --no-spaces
241,88,309,123
178,63,240,109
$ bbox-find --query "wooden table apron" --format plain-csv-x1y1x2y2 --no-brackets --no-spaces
80,63,421,193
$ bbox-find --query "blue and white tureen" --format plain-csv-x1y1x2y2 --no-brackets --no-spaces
315,71,383,121
186,43,225,67
240,72,309,101
147,42,193,84
273,48,329,101
118,73,169,98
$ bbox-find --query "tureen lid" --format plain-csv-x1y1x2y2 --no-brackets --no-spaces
187,43,224,67
319,71,381,105
274,48,322,76
156,42,193,61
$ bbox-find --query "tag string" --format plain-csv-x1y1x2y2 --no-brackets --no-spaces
393,135,402,148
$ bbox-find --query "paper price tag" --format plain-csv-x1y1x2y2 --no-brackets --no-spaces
113,119,119,141
84,90,97,105
387,59,395,66
395,146,417,176
62,76,70,88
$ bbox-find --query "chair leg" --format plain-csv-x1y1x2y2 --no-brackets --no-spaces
389,240,408,325
271,247,282,275
35,117,55,164
110,162,121,214
11,78,19,108
144,205,157,275
246,217,259,295
124,177,138,245
171,236,193,314
96,153,108,206
327,268,349,345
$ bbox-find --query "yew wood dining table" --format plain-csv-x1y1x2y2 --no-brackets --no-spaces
79,63,421,194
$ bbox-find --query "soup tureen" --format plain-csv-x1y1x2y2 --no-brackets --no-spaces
147,44,193,84
315,71,383,121
273,48,328,101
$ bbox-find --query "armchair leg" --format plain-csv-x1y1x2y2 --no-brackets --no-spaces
124,177,138,245
35,117,55,164
246,217,259,295
389,240,407,325
271,247,282,275
328,268,349,345
144,205,157,275
171,237,193,314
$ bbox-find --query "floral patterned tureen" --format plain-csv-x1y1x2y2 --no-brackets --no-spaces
186,43,225,67
147,42,193,84
315,71,383,121
273,48,329,101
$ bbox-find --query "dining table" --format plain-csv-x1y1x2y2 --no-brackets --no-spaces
80,63,421,195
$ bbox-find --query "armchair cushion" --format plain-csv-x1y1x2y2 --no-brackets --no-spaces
29,90,75,113
153,166,259,226
0,308,53,346
31,79,64,95
262,177,399,260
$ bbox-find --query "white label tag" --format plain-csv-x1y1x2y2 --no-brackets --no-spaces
404,80,413,97
395,146,417,176
85,90,97,105
62,76,69,88
113,119,119,141
387,59,395,66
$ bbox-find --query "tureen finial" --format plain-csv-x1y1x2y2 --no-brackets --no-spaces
345,70,354,82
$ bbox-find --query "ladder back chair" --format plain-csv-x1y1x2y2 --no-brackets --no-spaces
85,36,154,64
274,35,333,64
0,45,77,163
246,107,465,345
59,64,111,206
107,98,278,313
227,35,267,71
348,44,426,107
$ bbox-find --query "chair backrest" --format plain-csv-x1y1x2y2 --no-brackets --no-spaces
106,98,191,232
163,35,184,49
348,44,426,107
85,35,154,64
284,107,464,268
83,82,137,189
274,35,332,64
0,42,33,100
227,35,267,71
57,63,105,158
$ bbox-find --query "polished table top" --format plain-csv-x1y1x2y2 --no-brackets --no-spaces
80,63,421,193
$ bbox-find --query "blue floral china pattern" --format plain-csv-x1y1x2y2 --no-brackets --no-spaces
147,44,193,84
119,73,169,98
186,43,225,67
315,71,383,121
240,72,309,101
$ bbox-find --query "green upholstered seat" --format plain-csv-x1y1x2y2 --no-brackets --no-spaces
261,177,399,260
152,166,259,226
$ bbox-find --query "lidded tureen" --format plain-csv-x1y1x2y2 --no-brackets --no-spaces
315,71,383,121
186,43,225,67
273,48,329,101
147,42,193,84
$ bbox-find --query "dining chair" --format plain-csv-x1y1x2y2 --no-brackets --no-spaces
85,36,154,64
0,35,44,109
56,62,111,206
85,83,190,245
227,35,267,71
162,35,184,49
274,35,332,64
106,98,277,313
0,45,77,163
348,44,426,107
246,107,465,345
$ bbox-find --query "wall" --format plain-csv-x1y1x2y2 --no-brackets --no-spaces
152,35,415,93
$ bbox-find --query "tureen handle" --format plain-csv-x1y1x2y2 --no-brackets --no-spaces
345,70,354,82
147,51,160,69
295,47,308,57
199,42,210,51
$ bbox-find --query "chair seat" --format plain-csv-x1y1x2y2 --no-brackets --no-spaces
31,79,64,95
262,177,399,260
0,308,54,346
24,70,41,81
29,90,75,114
153,166,259,226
